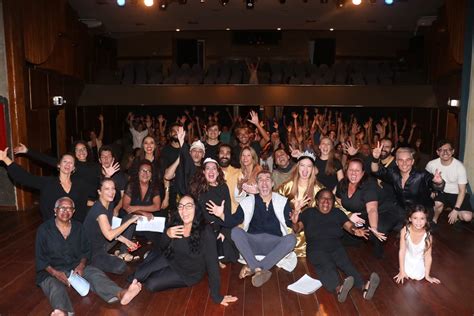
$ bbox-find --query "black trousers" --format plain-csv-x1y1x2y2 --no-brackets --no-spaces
132,252,187,292
309,246,364,293
362,209,399,257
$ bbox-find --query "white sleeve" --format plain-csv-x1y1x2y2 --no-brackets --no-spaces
425,160,435,174
456,161,468,184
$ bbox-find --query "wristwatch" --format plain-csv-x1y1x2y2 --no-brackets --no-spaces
454,206,460,211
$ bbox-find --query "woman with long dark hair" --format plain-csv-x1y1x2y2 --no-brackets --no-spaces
83,178,140,274
131,195,238,306
336,158,399,258
128,135,161,183
315,136,344,192
190,158,239,265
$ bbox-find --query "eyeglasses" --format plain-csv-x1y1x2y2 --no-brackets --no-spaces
75,147,87,153
57,206,75,212
177,203,195,210
437,148,453,153
139,169,152,174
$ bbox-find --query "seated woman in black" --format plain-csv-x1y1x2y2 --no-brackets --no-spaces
291,189,380,303
131,195,238,306
83,178,140,274
36,197,142,315
189,158,239,266
122,160,162,246
336,158,399,258
0,148,90,222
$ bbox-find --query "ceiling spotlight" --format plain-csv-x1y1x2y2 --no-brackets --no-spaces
246,0,254,9
336,0,345,8
329,28,334,31
176,28,181,32
221,0,229,5
277,27,281,30
352,0,361,5
226,27,230,30
117,0,126,6
144,0,154,6
385,0,393,4
159,0,167,9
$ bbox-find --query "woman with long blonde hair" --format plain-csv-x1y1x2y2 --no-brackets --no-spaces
235,146,263,203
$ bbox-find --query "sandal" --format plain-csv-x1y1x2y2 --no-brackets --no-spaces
251,269,272,287
337,276,354,303
363,272,380,300
239,265,254,279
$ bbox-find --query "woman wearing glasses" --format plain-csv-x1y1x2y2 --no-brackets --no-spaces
122,160,162,246
0,148,91,222
132,195,238,306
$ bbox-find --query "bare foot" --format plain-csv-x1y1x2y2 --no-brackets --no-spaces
219,262,227,269
120,279,142,305
51,309,66,316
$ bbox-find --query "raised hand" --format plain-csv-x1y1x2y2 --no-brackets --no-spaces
353,227,370,239
247,110,260,126
98,114,104,122
289,145,302,159
0,147,11,162
294,195,311,211
206,200,225,219
372,141,383,159
343,141,359,156
167,225,184,239
103,160,120,177
13,143,28,155
289,208,300,225
157,115,165,124
177,126,186,147
291,112,299,119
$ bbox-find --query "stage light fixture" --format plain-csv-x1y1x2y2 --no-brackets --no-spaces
385,0,393,4
159,0,167,9
144,0,154,6
246,0,254,9
117,0,126,6
221,0,229,6
336,0,345,8
352,0,361,5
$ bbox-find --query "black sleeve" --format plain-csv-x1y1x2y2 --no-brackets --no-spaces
202,226,224,304
362,180,378,204
334,159,343,171
372,164,393,184
334,208,350,227
424,170,445,192
35,225,50,273
7,163,47,190
26,148,58,168
78,224,92,263
222,205,244,228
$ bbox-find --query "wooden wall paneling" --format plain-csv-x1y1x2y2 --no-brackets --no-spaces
22,0,65,65
446,0,467,64
56,108,67,155
3,0,35,210
446,110,458,149
28,68,49,110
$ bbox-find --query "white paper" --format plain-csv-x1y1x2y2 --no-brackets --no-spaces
68,271,90,297
111,216,122,229
287,274,322,295
135,216,166,233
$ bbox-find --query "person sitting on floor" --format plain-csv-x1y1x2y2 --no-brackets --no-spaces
83,178,140,274
291,189,380,303
130,195,238,306
35,197,142,316
227,169,297,287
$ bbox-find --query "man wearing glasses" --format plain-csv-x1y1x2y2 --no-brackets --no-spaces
426,140,473,225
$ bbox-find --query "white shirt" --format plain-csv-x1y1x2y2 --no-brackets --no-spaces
129,128,149,149
425,157,468,194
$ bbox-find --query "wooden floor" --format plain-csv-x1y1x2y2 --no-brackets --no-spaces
0,210,473,316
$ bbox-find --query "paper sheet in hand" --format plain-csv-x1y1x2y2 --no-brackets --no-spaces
287,274,322,294
111,216,122,229
136,216,166,233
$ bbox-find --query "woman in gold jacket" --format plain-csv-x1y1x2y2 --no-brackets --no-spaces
277,151,363,257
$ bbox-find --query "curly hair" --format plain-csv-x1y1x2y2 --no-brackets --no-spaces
163,195,204,259
404,205,431,253
189,161,226,198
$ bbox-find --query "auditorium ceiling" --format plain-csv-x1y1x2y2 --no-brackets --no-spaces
68,0,444,34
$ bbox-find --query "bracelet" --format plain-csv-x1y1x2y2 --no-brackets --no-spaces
454,206,460,211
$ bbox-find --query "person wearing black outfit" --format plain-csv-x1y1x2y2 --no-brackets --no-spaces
98,146,126,214
190,158,239,265
231,111,269,167
0,148,91,222
160,123,182,210
204,121,222,160
371,145,445,219
36,197,142,315
13,141,103,202
336,158,401,258
315,137,344,192
291,189,380,303
131,195,238,306
83,178,140,274
128,135,161,184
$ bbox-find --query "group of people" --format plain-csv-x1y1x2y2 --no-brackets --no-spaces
0,107,472,315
